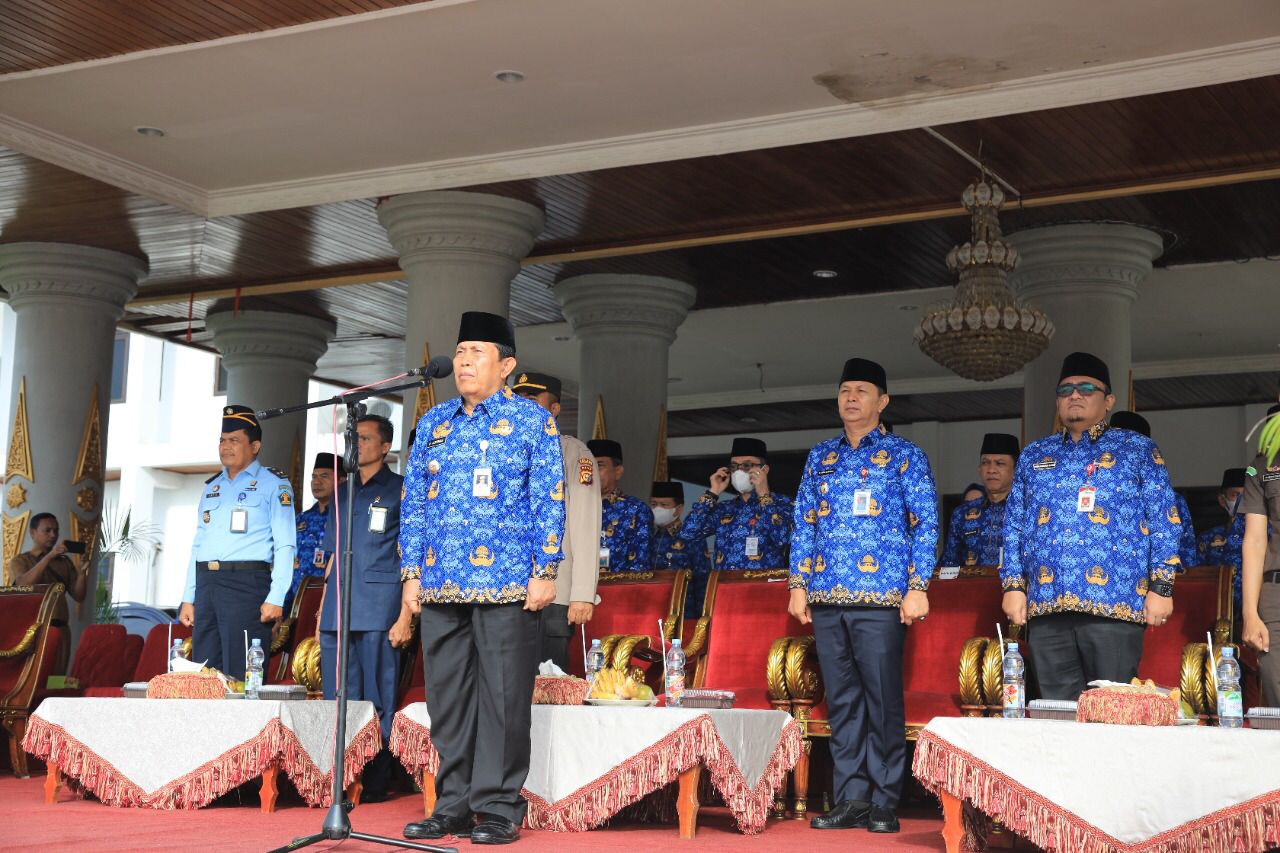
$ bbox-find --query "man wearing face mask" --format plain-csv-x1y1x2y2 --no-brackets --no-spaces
512,372,603,671
651,481,711,617
942,433,1019,568
676,437,793,571
1108,410,1198,569
1199,468,1247,567
588,439,653,573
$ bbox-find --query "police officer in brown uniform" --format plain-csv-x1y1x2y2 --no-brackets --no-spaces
1242,403,1280,705
512,372,603,670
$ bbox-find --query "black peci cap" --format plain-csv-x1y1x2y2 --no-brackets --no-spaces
979,433,1020,458
1059,351,1110,389
1109,410,1151,437
651,481,684,501
839,358,888,392
511,372,562,400
457,311,516,352
313,452,344,474
730,437,768,460
588,439,623,461
1221,468,1247,490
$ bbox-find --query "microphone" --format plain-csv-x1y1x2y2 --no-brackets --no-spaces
408,355,454,379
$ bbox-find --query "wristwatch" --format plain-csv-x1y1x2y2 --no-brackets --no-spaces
1147,578,1174,598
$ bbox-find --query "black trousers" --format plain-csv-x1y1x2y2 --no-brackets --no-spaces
192,568,272,677
536,603,572,672
811,605,906,809
1028,612,1146,700
420,603,539,823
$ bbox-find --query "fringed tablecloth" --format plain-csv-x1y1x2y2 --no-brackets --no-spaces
390,702,801,834
913,716,1280,853
23,697,380,809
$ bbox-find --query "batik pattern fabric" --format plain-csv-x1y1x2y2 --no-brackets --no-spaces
654,524,712,617
1000,422,1182,624
287,502,331,607
789,426,939,607
941,497,1008,567
400,387,565,604
600,493,654,572
1198,513,1246,605
1174,492,1198,570
678,490,794,571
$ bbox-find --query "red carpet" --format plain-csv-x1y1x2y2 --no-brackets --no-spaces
0,773,949,852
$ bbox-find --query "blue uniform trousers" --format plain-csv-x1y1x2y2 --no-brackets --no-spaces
319,629,399,740
193,567,272,677
811,605,906,809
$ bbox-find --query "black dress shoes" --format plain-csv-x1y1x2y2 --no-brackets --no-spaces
868,804,901,833
471,814,521,845
809,799,871,829
404,813,473,839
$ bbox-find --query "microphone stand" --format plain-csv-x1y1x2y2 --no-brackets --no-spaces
261,373,454,853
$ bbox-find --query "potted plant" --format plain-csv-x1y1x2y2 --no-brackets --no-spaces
94,504,159,624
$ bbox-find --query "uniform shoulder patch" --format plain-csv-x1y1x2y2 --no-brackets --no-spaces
280,490,293,507
266,467,290,481
578,457,594,485
204,472,219,484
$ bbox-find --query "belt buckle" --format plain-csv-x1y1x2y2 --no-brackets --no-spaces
209,561,220,571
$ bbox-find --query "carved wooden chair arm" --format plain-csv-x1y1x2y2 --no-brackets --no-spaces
292,636,323,692
681,617,710,659
271,618,294,654
780,635,823,706
0,623,39,659
958,636,989,709
610,634,652,670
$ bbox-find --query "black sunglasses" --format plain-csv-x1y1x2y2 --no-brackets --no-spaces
1055,382,1109,398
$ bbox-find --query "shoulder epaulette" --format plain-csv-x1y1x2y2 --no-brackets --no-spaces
204,473,219,484
267,467,291,482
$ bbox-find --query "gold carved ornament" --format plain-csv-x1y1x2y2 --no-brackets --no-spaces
765,637,790,702
600,571,654,583
958,637,989,709
740,569,789,581
181,637,192,659
0,623,39,658
681,617,710,659
981,639,1005,706
1180,643,1209,716
783,635,822,703
289,432,303,514
71,384,104,486
69,514,98,564
2,511,30,571
75,486,98,513
5,377,34,483
591,396,607,441
652,407,668,482
414,342,437,423
6,482,26,510
610,634,651,670
271,619,293,654
598,634,622,666
292,636,323,691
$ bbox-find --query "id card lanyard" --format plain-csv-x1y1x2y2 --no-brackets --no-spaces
1077,462,1097,512
230,488,249,534
473,440,493,498
853,466,872,517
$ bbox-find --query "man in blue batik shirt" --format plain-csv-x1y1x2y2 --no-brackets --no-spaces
1109,410,1199,568
285,452,344,613
400,312,565,846
650,481,712,617
1198,468,1247,567
1001,352,1182,701
677,437,793,571
179,405,297,677
789,358,938,836
587,439,653,573
942,433,1019,568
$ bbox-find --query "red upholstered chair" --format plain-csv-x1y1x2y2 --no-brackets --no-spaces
270,576,325,683
0,585,63,777
568,570,690,682
65,624,128,691
398,632,426,710
84,623,192,697
121,634,143,680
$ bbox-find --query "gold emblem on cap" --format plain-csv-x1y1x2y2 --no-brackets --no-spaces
519,374,528,384
225,407,233,415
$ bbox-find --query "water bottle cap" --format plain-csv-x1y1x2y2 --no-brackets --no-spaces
590,639,601,646
251,638,261,646
1222,647,1234,657
1008,642,1018,651
671,639,681,646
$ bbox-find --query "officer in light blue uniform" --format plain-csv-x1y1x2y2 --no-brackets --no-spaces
790,358,938,836
319,414,410,802
941,433,1019,568
1108,410,1199,569
588,439,653,573
179,405,297,677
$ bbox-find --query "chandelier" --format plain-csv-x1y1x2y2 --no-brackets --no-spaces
914,175,1053,381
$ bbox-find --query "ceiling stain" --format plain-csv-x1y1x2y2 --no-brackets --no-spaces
813,55,1018,104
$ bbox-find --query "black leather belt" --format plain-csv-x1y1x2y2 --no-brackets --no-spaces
1265,570,1280,584
197,560,270,572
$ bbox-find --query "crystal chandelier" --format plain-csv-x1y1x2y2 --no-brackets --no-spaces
914,175,1053,381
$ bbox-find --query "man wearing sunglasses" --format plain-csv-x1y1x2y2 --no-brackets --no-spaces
1000,352,1183,700
675,437,793,572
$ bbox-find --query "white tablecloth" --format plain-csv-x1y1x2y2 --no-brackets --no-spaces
914,716,1280,852
391,702,801,833
24,697,379,809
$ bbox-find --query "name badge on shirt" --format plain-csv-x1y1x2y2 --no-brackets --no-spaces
599,547,610,570
1077,487,1097,513
312,547,325,567
472,467,493,497
230,507,249,534
745,536,760,557
368,506,388,533
852,489,873,516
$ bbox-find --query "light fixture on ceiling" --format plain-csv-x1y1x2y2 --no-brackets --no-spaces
134,126,166,138
914,172,1053,381
812,269,838,279
494,70,526,83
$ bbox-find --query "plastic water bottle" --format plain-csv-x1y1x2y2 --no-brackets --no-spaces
586,639,606,688
1002,642,1026,719
168,639,186,672
1216,647,1243,728
245,638,265,700
665,639,686,708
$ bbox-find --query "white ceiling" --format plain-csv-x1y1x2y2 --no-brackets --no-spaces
2,0,1280,215
506,258,1280,410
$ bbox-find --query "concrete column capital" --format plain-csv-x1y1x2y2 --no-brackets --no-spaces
377,190,545,274
205,309,336,375
555,274,697,346
1009,223,1164,303
0,242,146,318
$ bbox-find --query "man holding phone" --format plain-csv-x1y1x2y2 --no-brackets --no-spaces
5,512,88,672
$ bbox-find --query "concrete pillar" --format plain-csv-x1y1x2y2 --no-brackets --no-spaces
204,308,335,477
377,191,545,440
1010,224,1163,439
556,274,696,499
0,242,146,641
